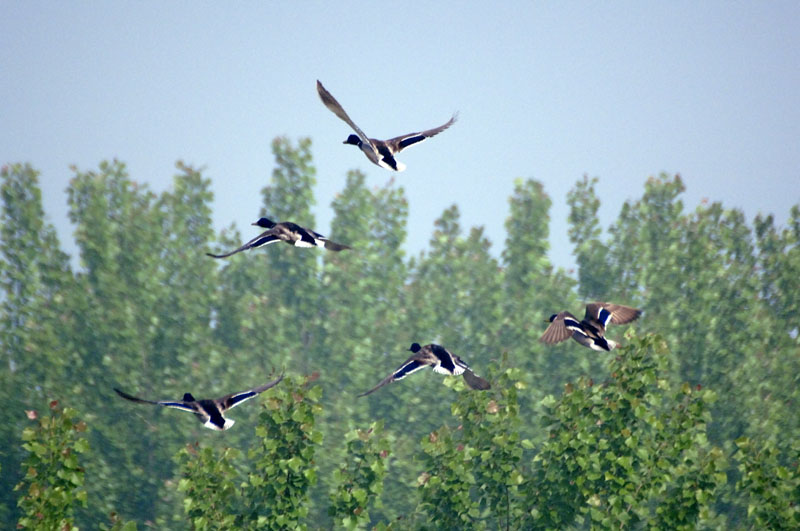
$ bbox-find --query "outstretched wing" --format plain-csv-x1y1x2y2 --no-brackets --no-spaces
317,80,376,153
219,372,285,411
540,311,581,344
114,388,196,413
586,303,642,326
358,356,428,397
206,231,280,259
384,113,458,153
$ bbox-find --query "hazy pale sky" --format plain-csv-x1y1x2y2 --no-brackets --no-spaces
3,2,799,271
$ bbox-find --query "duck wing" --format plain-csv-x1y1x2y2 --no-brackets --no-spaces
383,113,458,153
358,356,429,397
217,372,285,411
540,311,581,344
586,303,642,326
206,231,280,258
114,388,196,413
317,80,376,155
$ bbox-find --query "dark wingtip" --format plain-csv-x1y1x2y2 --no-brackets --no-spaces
357,386,384,398
356,386,375,398
113,388,139,402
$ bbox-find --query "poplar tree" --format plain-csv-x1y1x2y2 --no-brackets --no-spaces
0,164,74,522
316,170,410,523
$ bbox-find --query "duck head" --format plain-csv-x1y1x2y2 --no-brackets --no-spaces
343,134,361,146
252,217,276,229
408,342,422,353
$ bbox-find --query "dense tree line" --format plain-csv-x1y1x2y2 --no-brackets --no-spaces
1,141,798,528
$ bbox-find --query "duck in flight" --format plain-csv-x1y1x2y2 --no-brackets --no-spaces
540,302,642,351
359,343,490,397
113,372,284,430
207,217,350,258
316,80,457,172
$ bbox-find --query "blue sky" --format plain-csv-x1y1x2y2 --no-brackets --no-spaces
3,2,799,272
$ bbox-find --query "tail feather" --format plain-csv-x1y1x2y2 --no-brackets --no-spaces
323,240,351,252
463,369,491,391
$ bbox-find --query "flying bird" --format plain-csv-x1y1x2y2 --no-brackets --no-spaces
359,343,490,397
316,80,457,172
540,302,642,351
207,217,350,258
114,372,284,430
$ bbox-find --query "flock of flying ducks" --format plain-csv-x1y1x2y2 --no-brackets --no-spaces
114,81,642,430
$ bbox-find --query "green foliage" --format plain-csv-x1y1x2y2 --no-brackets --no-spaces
257,137,319,359
245,374,323,529
14,401,88,530
417,366,527,530
211,137,319,378
754,206,800,335
567,174,612,299
502,179,579,384
525,334,727,529
1,164,75,522
571,172,799,520
2,154,799,529
98,512,137,531
501,177,585,451
409,204,503,353
328,421,390,529
170,376,324,530
734,437,800,529
62,161,220,525
317,170,411,523
417,424,481,530
175,444,240,530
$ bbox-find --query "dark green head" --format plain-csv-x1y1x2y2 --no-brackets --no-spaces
252,217,276,229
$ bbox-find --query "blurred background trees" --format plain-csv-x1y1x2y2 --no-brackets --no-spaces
1,148,797,528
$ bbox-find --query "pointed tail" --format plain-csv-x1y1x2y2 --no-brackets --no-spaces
323,240,351,252
463,369,491,391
